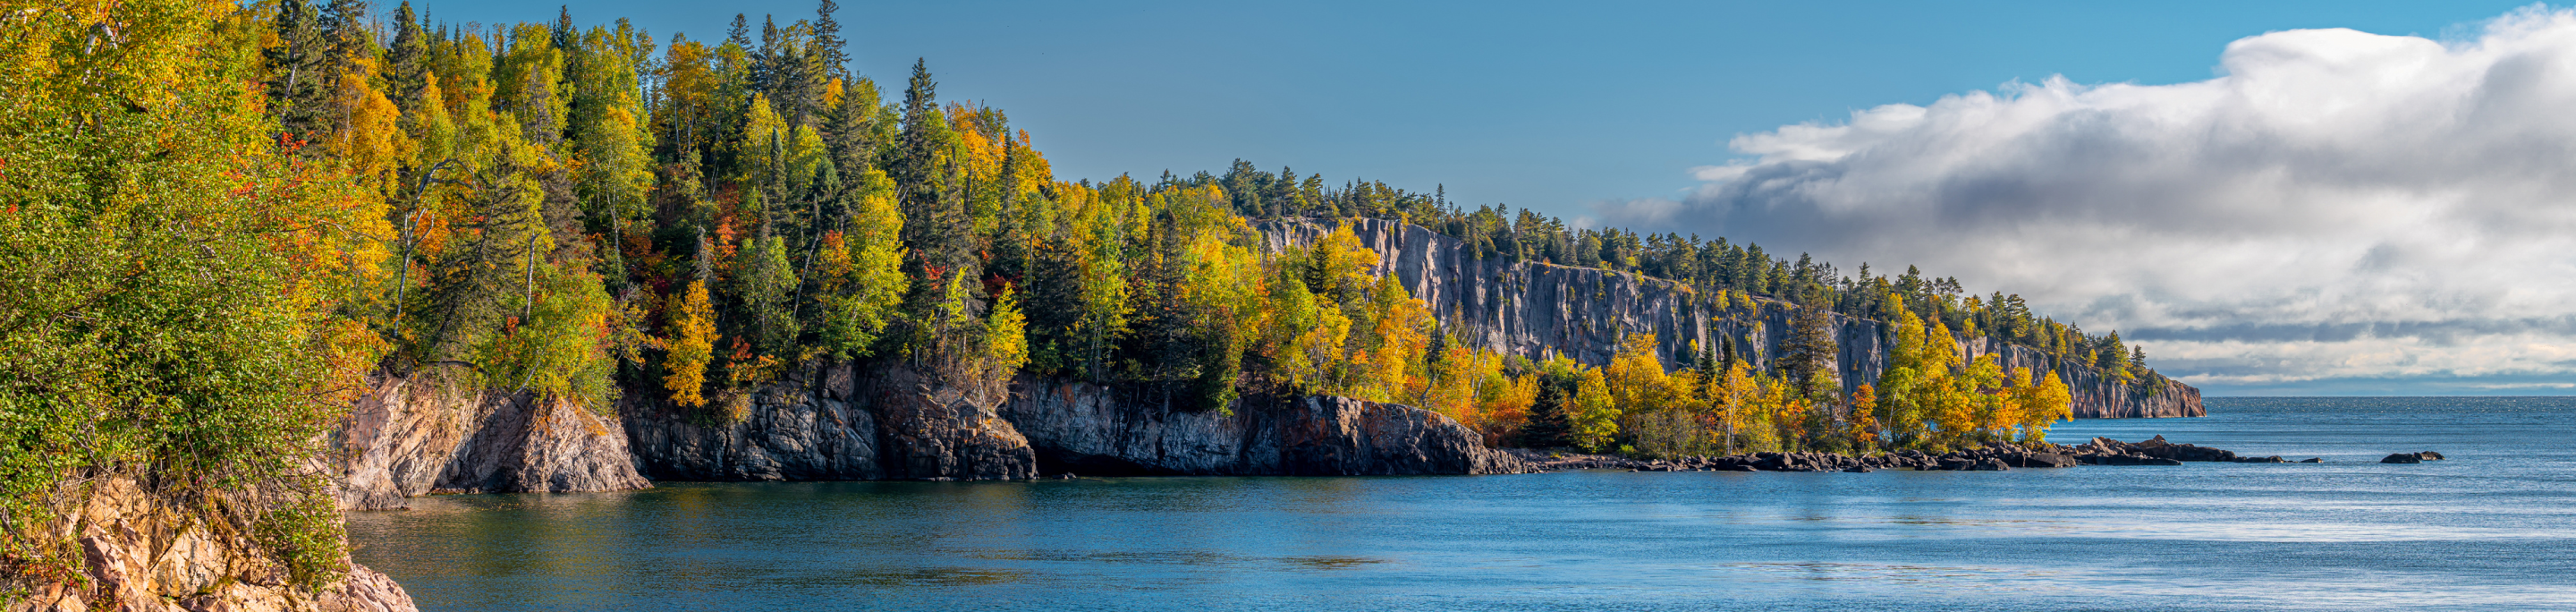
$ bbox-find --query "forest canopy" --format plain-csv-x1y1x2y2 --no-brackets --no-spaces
0,0,2164,586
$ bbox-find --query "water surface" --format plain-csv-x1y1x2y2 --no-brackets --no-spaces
348,397,2576,610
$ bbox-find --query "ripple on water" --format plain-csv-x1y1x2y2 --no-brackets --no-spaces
347,397,2576,611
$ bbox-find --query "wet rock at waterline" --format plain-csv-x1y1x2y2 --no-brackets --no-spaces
2382,451,2446,463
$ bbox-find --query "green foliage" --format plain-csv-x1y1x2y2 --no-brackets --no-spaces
478,266,619,411
0,6,2157,598
1568,369,1620,453
2,0,371,588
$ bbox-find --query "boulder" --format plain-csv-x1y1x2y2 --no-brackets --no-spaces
2381,453,2425,464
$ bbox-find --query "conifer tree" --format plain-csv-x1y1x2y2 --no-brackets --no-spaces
815,0,848,80
265,0,333,136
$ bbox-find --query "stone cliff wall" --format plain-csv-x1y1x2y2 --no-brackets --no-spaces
620,364,1038,481
999,376,1530,476
333,367,649,511
1261,217,2202,419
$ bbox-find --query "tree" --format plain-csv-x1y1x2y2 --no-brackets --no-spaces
665,281,719,408
1569,369,1620,453
1777,293,1839,394
814,169,906,358
2,0,388,586
264,0,336,137
814,0,847,80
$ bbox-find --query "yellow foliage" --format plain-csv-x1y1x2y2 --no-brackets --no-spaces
665,281,717,407
1569,369,1620,453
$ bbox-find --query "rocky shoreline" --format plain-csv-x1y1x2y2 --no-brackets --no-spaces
1504,436,2351,473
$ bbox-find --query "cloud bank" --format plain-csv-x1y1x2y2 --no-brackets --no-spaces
1600,8,2576,393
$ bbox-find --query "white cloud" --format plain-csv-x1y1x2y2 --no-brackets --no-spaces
1601,7,2576,392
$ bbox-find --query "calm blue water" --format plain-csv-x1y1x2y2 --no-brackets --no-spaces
346,397,2576,611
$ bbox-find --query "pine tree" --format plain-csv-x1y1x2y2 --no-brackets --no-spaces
815,0,848,80
264,0,332,136
386,2,429,113
1777,293,1840,395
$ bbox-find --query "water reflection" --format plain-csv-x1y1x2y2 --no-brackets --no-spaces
350,397,2576,611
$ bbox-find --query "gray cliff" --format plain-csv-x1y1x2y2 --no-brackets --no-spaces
999,376,1530,476
334,366,650,511
616,364,1523,480
619,364,1038,481
1260,217,2202,419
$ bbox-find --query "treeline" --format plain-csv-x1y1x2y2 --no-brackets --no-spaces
0,0,2152,582
1190,162,2159,387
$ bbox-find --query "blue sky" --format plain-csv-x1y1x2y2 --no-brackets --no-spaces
404,1,2576,395
405,0,2530,217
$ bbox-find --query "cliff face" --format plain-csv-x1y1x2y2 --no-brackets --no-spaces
3,477,415,612
1261,217,2202,419
999,377,1530,476
620,364,1038,481
1968,339,2203,418
333,367,649,511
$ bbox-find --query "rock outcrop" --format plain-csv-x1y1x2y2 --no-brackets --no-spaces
999,376,1530,476
2,477,417,612
333,367,649,511
622,364,1038,481
2381,451,2445,463
1260,217,2203,418
2072,436,2250,463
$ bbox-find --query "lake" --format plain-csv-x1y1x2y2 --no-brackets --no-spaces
346,397,2576,610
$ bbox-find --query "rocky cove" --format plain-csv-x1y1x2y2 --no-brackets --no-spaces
12,220,2224,612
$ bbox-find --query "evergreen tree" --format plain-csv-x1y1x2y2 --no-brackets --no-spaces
815,0,848,80
264,0,333,136
1777,293,1840,395
386,2,429,113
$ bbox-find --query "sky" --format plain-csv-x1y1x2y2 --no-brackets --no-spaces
403,0,2572,395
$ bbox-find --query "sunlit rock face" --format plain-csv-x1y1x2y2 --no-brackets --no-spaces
335,368,651,511
1259,217,2201,419
4,477,419,612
